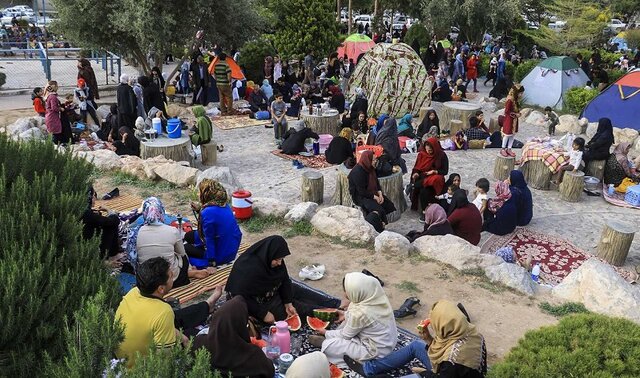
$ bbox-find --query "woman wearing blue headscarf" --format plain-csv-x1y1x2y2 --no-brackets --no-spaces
366,114,389,145
397,113,416,138
508,170,533,226
261,79,274,102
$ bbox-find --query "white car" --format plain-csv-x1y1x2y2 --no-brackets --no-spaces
354,15,372,28
548,20,566,31
608,19,627,31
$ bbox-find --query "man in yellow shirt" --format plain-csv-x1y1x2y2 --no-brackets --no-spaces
115,257,222,368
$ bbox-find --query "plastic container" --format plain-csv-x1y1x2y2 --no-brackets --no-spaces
624,185,640,206
318,134,333,154
231,190,253,220
583,176,600,192
166,118,182,138
270,321,291,354
608,184,615,196
531,263,540,282
152,117,162,135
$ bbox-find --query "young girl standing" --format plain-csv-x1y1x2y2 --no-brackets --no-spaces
501,84,525,157
44,81,63,145
32,87,45,116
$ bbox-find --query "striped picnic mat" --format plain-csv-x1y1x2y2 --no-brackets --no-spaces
95,194,143,213
164,243,250,303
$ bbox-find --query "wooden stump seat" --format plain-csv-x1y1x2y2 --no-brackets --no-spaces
559,170,584,202
331,164,354,207
141,132,193,165
201,141,218,166
585,160,606,182
597,220,636,266
520,160,551,190
440,101,482,131
493,154,515,181
301,170,324,204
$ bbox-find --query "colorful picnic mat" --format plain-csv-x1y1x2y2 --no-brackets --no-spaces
164,243,250,303
481,227,636,285
521,141,569,174
602,183,640,210
95,194,143,213
212,114,270,130
271,150,334,169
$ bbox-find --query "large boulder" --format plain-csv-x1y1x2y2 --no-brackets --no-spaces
525,110,546,126
412,235,503,270
18,127,44,141
519,108,533,119
553,259,640,323
374,231,411,257
197,166,243,198
5,117,36,136
556,115,582,134
154,163,200,187
285,202,318,222
481,102,497,114
585,122,598,139
484,262,536,296
77,149,123,171
311,205,378,244
140,155,174,180
253,197,293,218
120,155,147,180
613,127,639,146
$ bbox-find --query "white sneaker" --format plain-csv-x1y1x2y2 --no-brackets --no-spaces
299,265,325,280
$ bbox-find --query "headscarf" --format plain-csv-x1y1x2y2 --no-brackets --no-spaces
120,74,129,85
344,272,394,329
328,85,342,96
126,197,166,269
509,170,533,226
193,296,275,377
614,142,632,176
339,127,353,140
192,105,212,146
428,300,486,374
285,352,331,378
447,189,469,215
489,181,512,213
198,178,228,207
590,117,614,147
425,203,448,229
261,79,273,99
358,150,378,195
77,78,86,87
134,117,145,133
355,87,366,99
444,173,460,188
415,137,445,172
398,113,413,133
226,235,292,298
375,118,401,161
373,114,389,135
419,110,440,137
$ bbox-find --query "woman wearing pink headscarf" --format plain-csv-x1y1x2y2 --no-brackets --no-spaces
482,181,517,236
406,204,453,242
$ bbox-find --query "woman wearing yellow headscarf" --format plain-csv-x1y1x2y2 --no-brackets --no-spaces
345,299,486,377
325,127,355,165
312,272,397,367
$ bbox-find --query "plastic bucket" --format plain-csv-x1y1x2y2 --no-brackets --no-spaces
167,118,182,138
152,117,162,135
232,190,253,220
318,134,333,154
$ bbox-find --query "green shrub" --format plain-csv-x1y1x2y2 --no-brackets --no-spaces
626,29,640,51
404,24,429,52
0,135,121,375
606,69,625,84
488,314,640,378
563,87,598,114
539,301,589,317
600,51,623,68
0,72,5,87
514,59,540,83
240,36,277,82
479,56,514,79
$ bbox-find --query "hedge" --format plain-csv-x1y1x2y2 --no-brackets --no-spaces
514,59,540,83
240,36,277,83
488,314,640,378
564,87,598,114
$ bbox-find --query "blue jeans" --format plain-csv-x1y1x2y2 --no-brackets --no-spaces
363,340,431,376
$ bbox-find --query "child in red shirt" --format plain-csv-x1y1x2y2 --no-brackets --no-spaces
32,87,45,116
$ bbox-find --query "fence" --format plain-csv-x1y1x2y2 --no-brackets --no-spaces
0,42,137,90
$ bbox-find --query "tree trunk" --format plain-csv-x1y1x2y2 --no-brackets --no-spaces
585,159,606,182
337,0,341,22
520,160,551,190
301,112,341,135
440,102,482,132
597,220,635,266
378,169,407,223
301,171,324,204
348,0,352,35
493,154,515,181
140,136,193,165
374,0,378,20
132,48,151,76
331,164,354,207
559,170,584,202
165,58,185,93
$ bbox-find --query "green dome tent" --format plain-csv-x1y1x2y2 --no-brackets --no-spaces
520,56,590,109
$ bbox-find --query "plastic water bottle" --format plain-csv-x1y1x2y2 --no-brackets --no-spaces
531,263,541,282
265,329,280,360
608,184,615,196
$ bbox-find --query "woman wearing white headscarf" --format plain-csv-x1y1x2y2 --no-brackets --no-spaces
314,272,397,367
116,73,137,128
285,352,331,378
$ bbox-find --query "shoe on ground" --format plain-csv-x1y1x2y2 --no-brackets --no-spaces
419,214,425,223
299,265,324,281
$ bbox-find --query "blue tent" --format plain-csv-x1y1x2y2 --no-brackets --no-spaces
581,68,640,130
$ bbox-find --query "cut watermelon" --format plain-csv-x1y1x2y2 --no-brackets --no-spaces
286,314,301,331
329,364,345,378
307,316,330,331
313,308,338,322
417,318,430,332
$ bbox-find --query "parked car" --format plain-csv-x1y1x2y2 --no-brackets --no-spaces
449,26,460,40
608,19,627,31
354,15,372,28
548,20,566,31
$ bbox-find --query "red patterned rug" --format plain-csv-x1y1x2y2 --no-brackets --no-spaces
270,150,334,169
481,227,636,285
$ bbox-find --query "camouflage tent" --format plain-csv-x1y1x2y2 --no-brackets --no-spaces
348,43,432,118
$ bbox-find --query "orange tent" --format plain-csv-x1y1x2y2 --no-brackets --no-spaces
208,56,245,80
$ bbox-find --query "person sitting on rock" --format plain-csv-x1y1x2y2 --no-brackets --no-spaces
280,121,319,155
348,150,396,232
406,203,454,242
447,189,483,246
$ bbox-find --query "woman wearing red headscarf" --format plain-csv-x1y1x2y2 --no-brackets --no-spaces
348,150,396,232
411,137,449,220
74,78,100,125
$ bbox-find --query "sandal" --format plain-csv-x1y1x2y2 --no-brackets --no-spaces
102,187,120,200
393,296,421,319
216,144,224,153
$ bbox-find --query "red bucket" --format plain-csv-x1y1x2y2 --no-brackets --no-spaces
232,190,253,220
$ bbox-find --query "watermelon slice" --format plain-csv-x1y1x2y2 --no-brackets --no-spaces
286,314,301,331
329,364,345,378
312,308,338,322
307,316,330,331
250,336,267,348
417,318,430,332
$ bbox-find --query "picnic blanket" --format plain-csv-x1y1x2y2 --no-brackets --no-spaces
602,183,640,209
271,150,334,169
164,243,250,303
212,115,270,130
481,227,636,285
95,194,143,213
521,141,569,174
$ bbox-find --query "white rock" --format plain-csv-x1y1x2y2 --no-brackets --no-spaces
613,127,639,146
487,97,498,103
285,202,318,222
18,127,44,141
556,114,582,134
481,102,497,113
120,155,147,180
197,166,243,198
311,205,378,244
375,231,411,257
553,259,640,323
484,262,536,296
519,108,533,119
77,149,123,171
6,118,33,136
412,235,503,270
253,197,293,218
141,155,173,180
585,122,598,139
154,163,200,187
525,110,546,125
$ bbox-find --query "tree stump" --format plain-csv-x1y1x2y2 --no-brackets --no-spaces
331,164,354,207
301,109,341,136
449,119,464,137
378,168,408,223
200,141,217,166
440,101,482,131
488,117,500,133
301,170,324,204
597,220,636,266
493,154,515,181
585,160,606,182
559,170,584,202
520,160,551,190
141,133,193,165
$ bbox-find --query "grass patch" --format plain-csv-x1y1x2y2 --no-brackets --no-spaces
539,302,590,317
283,220,313,238
475,280,506,294
242,216,314,238
108,170,177,191
460,267,485,277
395,280,423,293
